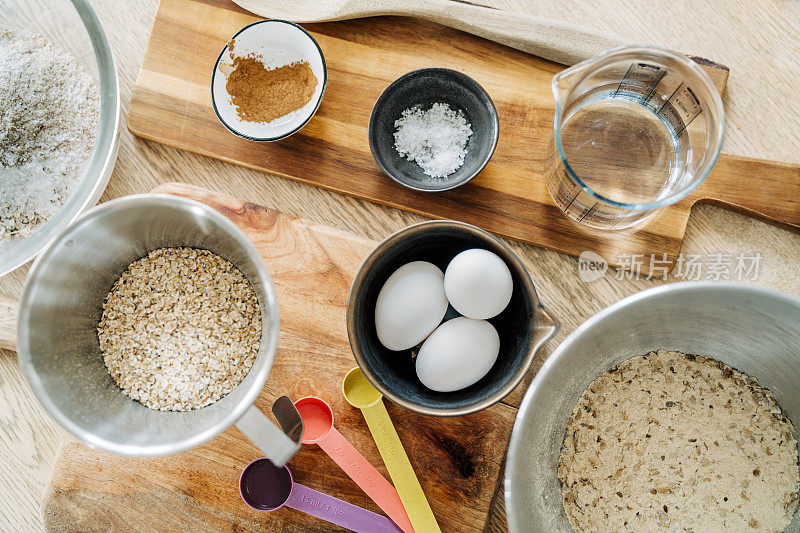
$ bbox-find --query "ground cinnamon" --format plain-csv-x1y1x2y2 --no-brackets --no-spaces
225,44,318,124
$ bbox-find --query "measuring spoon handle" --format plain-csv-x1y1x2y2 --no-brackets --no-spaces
361,401,441,533
235,405,301,467
286,483,404,533
318,428,414,533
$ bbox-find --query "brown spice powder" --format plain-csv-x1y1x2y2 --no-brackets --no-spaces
225,49,318,123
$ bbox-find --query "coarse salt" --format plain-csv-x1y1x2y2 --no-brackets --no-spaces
393,103,472,179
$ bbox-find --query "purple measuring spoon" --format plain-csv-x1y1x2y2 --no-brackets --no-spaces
240,458,404,533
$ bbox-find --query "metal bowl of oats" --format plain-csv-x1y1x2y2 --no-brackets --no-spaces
505,282,800,532
0,0,120,276
16,194,290,458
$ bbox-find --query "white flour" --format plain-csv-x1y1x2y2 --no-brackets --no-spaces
0,27,100,244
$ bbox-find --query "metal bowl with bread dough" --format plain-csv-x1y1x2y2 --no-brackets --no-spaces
505,282,800,532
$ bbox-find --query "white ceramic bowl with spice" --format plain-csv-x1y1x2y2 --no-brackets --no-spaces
0,0,120,277
211,19,327,142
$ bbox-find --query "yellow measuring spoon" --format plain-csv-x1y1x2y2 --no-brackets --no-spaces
343,367,441,533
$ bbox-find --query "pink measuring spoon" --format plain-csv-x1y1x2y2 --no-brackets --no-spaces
240,458,402,532
294,396,414,533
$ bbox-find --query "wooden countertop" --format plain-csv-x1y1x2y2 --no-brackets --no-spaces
1,0,799,531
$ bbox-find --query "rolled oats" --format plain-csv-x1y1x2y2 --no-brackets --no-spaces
97,248,262,411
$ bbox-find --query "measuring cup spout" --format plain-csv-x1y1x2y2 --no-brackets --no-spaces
552,45,629,99
551,62,588,109
532,304,559,350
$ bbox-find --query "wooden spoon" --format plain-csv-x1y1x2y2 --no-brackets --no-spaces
232,0,622,65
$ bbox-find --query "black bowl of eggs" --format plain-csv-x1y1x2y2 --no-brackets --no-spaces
346,220,559,416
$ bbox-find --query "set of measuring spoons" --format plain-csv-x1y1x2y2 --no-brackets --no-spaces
239,368,440,532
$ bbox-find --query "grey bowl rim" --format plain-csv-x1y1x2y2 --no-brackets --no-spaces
367,67,500,192
210,19,328,143
504,281,800,532
346,219,559,417
16,193,281,457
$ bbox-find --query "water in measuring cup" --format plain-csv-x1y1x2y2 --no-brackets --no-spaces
558,88,690,207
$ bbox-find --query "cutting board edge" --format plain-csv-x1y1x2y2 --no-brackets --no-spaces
40,436,68,529
130,125,692,272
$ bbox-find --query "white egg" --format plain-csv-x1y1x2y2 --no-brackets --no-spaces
375,261,448,351
444,249,513,319
415,317,500,392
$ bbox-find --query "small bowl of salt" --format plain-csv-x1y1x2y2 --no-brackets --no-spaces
368,68,499,192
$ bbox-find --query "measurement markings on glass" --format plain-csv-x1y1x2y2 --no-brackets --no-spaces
658,82,703,136
577,202,599,223
560,179,590,218
614,63,667,101
615,62,703,136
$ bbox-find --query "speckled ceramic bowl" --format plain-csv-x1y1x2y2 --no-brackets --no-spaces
211,19,327,142
368,68,499,192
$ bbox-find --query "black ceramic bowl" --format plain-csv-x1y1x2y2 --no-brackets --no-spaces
346,221,559,416
368,68,499,192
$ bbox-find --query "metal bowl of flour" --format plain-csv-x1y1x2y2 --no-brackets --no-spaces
505,282,800,532
368,68,499,192
0,0,120,277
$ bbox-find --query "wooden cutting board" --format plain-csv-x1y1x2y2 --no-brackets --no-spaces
128,0,800,276
42,183,517,533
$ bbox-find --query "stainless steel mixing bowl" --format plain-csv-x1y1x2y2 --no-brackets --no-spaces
17,195,299,462
505,282,800,532
0,0,120,276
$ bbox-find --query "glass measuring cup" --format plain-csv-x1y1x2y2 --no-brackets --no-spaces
545,46,725,230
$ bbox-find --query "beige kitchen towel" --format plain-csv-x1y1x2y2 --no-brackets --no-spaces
231,0,623,65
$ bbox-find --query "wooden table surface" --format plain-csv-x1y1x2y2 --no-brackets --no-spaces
2,0,799,531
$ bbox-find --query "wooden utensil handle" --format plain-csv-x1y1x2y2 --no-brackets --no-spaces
696,155,800,230
0,294,18,352
408,0,621,65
